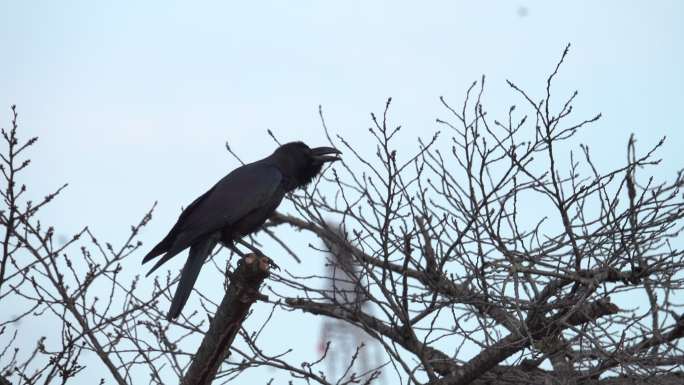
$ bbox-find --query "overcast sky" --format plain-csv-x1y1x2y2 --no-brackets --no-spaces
1,1,682,383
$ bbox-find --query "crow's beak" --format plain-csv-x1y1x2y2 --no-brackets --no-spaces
310,146,342,163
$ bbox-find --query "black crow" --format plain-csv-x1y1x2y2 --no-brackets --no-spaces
142,142,341,320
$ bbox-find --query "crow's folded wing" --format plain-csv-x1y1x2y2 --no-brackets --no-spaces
144,163,282,275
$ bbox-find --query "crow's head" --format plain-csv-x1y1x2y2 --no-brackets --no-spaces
271,141,342,190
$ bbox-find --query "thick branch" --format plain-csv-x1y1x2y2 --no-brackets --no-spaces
181,254,270,385
285,297,640,385
432,299,620,385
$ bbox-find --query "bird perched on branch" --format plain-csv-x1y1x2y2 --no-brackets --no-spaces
142,142,341,320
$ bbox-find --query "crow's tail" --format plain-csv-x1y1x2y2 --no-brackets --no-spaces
166,236,217,320
142,230,176,265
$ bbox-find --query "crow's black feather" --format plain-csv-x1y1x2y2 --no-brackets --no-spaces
142,142,341,319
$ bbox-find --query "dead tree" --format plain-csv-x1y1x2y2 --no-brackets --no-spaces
1,46,682,385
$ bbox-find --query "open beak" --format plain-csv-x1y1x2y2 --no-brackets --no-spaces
310,146,342,163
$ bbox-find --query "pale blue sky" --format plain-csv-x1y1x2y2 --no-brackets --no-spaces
2,1,682,237
1,1,682,383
